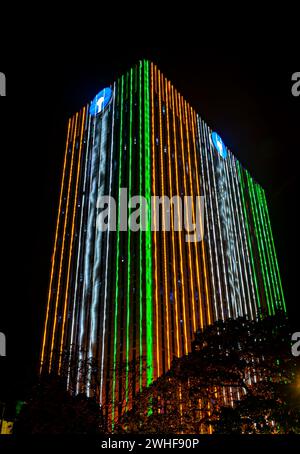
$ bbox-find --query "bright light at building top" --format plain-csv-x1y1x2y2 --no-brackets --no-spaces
211,132,227,159
90,87,112,116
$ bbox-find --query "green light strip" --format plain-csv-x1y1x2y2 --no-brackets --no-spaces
126,69,133,406
256,185,280,310
251,182,275,314
237,163,261,310
246,171,273,315
261,189,286,312
144,60,153,386
112,76,124,428
139,61,143,391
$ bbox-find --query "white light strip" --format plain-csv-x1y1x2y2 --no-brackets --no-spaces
100,83,116,404
213,146,235,318
205,124,229,319
202,120,224,320
227,153,252,318
87,110,109,397
196,116,218,322
224,155,244,316
77,100,98,394
232,156,257,318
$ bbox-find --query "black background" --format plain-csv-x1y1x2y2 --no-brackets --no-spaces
0,40,299,404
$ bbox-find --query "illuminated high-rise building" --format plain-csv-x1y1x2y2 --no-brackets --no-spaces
40,60,286,422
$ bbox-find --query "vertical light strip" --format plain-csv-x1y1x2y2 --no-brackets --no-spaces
112,76,124,426
126,69,133,404
49,113,78,372
248,173,274,314
181,101,198,332
228,154,253,318
40,118,72,373
184,101,202,330
151,64,160,377
196,116,217,322
237,163,261,312
252,181,275,314
224,157,245,316
208,136,231,319
144,60,153,385
172,87,188,354
59,108,86,372
100,84,116,404
257,186,280,308
67,112,92,389
261,189,286,312
202,121,224,320
246,171,272,314
255,184,277,311
158,70,171,369
138,62,143,390
191,109,211,325
178,95,197,338
166,79,180,357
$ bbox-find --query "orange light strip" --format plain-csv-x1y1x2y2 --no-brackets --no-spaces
58,107,86,373
165,79,180,358
171,87,188,355
178,94,196,337
184,101,203,330
191,108,212,325
151,64,160,378
158,70,171,369
49,112,79,372
40,118,72,373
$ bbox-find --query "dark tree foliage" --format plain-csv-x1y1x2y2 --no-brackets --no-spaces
115,313,300,434
14,375,104,434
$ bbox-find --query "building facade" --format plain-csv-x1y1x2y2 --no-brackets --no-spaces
40,60,286,422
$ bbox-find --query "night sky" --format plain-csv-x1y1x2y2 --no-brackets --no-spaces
0,43,299,403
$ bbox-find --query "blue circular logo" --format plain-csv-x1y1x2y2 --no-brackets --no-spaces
211,132,227,159
89,87,112,116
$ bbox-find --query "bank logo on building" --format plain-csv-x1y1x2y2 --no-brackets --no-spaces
211,132,227,159
89,87,112,116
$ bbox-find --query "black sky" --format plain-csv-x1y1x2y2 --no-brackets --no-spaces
0,43,299,402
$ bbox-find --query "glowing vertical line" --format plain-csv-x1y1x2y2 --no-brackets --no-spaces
138,62,143,390
247,172,272,314
207,136,231,318
171,87,188,354
252,182,275,314
158,70,170,369
49,113,78,372
196,116,217,322
100,84,116,404
125,69,133,404
261,189,286,312
178,95,197,340
151,64,160,377
165,79,180,357
256,185,279,310
224,157,245,316
59,107,86,372
237,162,261,312
184,103,203,330
112,76,124,427
144,60,153,385
191,109,211,326
40,118,72,373
67,113,92,389
202,121,224,320
227,154,252,318
229,154,252,317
